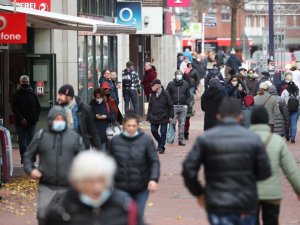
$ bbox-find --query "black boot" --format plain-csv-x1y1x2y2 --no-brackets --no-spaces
184,133,189,140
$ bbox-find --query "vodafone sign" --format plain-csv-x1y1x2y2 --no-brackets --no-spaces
0,13,27,44
10,0,51,11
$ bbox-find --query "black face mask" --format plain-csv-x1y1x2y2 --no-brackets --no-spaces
21,83,30,89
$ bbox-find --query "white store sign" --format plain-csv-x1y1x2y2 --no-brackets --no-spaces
137,7,163,35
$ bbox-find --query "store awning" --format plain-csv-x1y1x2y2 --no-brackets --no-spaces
0,5,136,34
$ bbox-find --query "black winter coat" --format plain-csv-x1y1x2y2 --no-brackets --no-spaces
99,76,119,105
226,82,247,100
45,189,144,225
182,120,271,214
184,69,199,87
76,97,101,149
192,59,206,79
166,80,191,106
226,54,242,74
108,130,160,193
90,100,115,143
204,69,224,89
147,88,174,124
23,106,85,187
12,87,41,126
201,88,224,130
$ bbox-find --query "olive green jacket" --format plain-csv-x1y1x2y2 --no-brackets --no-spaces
250,124,300,200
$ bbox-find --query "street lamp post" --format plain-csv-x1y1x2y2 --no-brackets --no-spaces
268,0,274,63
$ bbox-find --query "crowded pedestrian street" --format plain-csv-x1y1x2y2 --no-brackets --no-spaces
1,108,300,225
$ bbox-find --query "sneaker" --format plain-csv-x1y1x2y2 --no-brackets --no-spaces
179,142,186,146
159,148,165,154
291,139,295,144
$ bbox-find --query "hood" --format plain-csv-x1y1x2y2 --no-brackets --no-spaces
250,124,271,133
268,86,278,96
210,69,220,76
48,106,68,131
203,88,221,99
172,79,183,86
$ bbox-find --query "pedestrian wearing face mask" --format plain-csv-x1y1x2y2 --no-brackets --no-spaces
147,79,174,154
108,111,160,218
23,106,85,225
226,75,247,101
276,71,293,96
45,151,144,225
12,75,41,164
166,70,191,146
90,88,115,151
246,69,259,96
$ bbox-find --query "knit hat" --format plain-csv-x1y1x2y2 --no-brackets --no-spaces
209,77,223,91
101,82,110,90
261,71,270,77
244,95,254,107
58,84,74,97
259,82,269,90
151,79,161,86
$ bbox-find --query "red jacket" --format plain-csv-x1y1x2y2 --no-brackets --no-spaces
142,68,157,96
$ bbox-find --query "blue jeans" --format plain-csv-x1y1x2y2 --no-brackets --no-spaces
208,213,256,225
290,110,300,140
16,125,36,163
150,123,168,150
123,89,138,113
129,189,149,218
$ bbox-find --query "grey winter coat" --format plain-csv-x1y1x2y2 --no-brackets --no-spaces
23,106,85,187
254,92,280,125
268,86,289,136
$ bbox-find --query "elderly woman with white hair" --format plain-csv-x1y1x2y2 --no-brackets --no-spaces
254,82,280,132
45,151,143,225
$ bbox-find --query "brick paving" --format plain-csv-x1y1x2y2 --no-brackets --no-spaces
1,100,300,225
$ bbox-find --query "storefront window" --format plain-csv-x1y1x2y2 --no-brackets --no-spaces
77,0,116,17
103,36,109,70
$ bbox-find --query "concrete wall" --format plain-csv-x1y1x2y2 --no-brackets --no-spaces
52,0,78,93
151,35,177,87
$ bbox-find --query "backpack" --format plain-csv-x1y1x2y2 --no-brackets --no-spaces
122,69,133,88
288,96,299,112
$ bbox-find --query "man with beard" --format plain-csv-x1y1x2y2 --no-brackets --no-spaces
57,84,100,150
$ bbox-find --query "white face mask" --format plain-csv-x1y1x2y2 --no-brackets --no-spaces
96,98,103,104
123,130,139,138
79,189,111,208
176,75,183,81
232,81,238,86
52,121,66,132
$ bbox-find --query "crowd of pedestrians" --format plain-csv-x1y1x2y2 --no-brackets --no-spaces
7,47,300,225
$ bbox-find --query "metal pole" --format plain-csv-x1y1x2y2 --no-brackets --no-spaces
268,0,274,62
201,13,205,54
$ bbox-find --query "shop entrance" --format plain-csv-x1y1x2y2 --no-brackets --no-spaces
0,47,9,127
25,54,56,130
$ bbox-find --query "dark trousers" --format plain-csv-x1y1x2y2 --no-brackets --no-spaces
256,201,280,225
16,125,35,163
184,117,190,135
151,123,168,150
128,189,149,218
123,89,138,113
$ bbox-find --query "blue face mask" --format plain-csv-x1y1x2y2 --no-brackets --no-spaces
52,121,66,132
123,130,139,138
79,189,111,208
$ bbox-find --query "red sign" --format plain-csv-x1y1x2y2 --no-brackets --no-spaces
0,13,27,44
167,0,190,7
10,0,51,11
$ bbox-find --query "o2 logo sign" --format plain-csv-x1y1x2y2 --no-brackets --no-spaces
116,1,142,30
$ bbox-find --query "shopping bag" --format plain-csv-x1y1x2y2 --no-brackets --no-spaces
167,123,175,144
106,121,122,141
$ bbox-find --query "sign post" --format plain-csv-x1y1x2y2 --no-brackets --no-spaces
201,13,205,54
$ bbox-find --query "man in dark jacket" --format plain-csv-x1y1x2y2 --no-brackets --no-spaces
147,79,174,154
166,71,191,146
215,50,226,66
192,54,206,81
184,63,199,95
276,71,293,96
204,64,224,89
24,106,85,225
12,75,41,164
45,151,144,225
122,61,142,113
226,49,242,75
182,97,271,225
57,84,101,149
99,69,119,105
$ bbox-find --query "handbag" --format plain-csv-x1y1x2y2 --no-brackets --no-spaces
106,121,122,141
167,123,176,144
